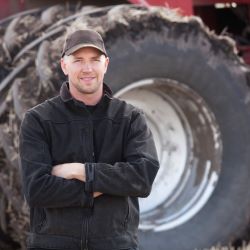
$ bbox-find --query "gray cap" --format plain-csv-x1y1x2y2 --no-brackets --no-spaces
61,29,107,58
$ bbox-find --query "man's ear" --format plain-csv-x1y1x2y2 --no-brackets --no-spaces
60,58,68,76
104,57,110,74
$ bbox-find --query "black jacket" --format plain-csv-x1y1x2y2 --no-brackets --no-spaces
19,82,159,250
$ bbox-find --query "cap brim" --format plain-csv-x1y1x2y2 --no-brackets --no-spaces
64,43,107,57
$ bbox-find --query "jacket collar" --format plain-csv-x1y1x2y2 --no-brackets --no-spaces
60,82,113,103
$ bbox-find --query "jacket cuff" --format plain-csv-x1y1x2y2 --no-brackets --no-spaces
85,163,95,193
83,163,94,207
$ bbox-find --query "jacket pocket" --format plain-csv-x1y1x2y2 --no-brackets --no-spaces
38,207,82,238
89,195,128,238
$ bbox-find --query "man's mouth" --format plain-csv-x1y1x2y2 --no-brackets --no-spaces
80,77,95,82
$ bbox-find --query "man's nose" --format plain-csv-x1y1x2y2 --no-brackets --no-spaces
81,62,92,72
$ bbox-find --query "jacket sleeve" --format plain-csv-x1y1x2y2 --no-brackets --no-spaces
89,110,159,198
19,111,92,208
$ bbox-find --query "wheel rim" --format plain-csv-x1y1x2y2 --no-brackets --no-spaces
115,78,222,231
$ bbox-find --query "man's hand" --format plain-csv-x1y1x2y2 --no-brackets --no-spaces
94,192,102,198
52,163,86,181
52,163,103,198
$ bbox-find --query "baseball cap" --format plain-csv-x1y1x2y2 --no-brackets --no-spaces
61,29,107,58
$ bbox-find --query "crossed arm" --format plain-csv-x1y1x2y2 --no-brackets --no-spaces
52,163,102,198
20,111,159,208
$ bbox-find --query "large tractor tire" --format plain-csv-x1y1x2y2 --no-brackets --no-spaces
1,4,250,250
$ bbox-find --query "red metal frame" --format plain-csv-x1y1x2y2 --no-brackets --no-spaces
128,0,193,15
0,0,25,19
128,0,250,15
194,0,250,6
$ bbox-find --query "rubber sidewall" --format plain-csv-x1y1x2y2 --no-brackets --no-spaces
104,30,250,250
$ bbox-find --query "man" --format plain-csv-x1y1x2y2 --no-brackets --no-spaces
19,29,159,250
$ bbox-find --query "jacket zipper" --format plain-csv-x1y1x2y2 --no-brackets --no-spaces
84,118,95,250
85,218,89,250
80,217,85,250
81,127,86,250
81,123,89,250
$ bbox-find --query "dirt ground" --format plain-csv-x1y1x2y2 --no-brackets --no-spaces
209,244,250,250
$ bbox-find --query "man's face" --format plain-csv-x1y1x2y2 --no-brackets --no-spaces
61,47,109,97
